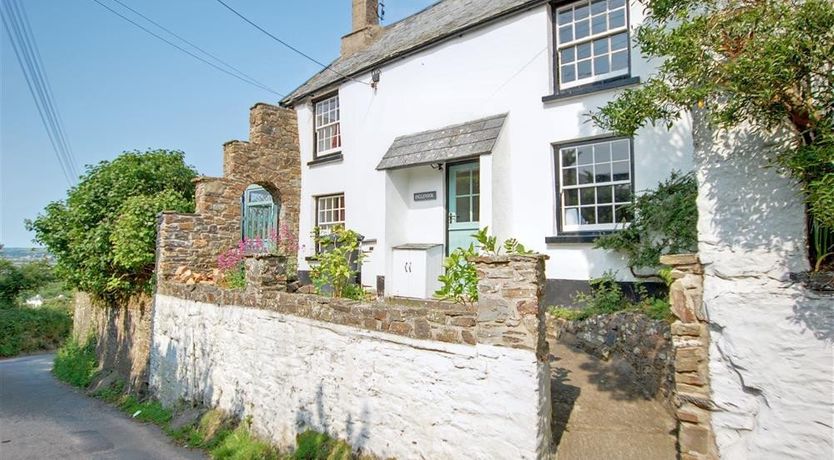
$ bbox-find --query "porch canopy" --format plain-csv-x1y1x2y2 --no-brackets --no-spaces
376,113,507,170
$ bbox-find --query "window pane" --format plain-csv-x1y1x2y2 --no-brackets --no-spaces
611,139,629,160
611,32,628,50
578,60,592,78
580,187,595,205
561,47,575,63
558,8,573,25
581,207,596,224
575,4,589,19
562,64,576,82
577,42,592,59
593,38,609,55
615,204,633,222
456,197,470,222
564,189,579,206
597,186,613,203
598,205,614,224
609,0,625,9
611,50,628,71
609,8,625,28
472,169,480,194
612,160,630,181
595,162,612,182
577,146,593,164
456,170,470,195
594,56,610,75
578,165,594,184
564,207,580,225
592,13,607,34
559,25,573,43
472,195,480,222
591,0,607,15
562,148,577,166
614,184,631,202
563,168,577,186
594,142,611,162
575,19,590,40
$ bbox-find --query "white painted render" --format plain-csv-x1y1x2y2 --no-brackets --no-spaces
294,3,694,290
694,119,834,458
150,294,550,460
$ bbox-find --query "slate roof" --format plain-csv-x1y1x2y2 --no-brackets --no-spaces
376,114,507,170
280,0,546,105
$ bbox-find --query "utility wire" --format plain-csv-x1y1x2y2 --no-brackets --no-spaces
213,0,370,87
90,0,285,97
107,0,277,96
1,0,77,185
11,0,79,178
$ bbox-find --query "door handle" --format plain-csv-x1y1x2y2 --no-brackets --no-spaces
448,212,456,224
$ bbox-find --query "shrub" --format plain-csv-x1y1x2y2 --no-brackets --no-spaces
0,305,72,357
53,336,98,387
27,149,197,298
0,259,55,309
293,430,353,460
310,226,365,299
210,417,278,460
594,171,697,275
550,272,672,322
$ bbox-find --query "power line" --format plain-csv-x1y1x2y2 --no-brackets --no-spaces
1,0,77,185
90,0,285,97
107,0,278,96
213,0,370,87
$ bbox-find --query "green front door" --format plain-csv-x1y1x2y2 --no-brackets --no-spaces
447,162,480,254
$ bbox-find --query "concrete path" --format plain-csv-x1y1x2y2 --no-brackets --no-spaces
549,341,677,460
0,353,204,460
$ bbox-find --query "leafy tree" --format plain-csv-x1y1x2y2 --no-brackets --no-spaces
595,171,698,275
591,0,834,258
28,150,197,298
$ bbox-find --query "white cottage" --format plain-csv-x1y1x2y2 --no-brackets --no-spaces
280,0,693,303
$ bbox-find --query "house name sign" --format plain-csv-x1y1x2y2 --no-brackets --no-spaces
413,191,437,202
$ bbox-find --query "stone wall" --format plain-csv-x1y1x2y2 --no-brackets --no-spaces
693,114,834,458
156,103,301,282
73,292,154,393
150,255,551,459
661,254,717,460
546,312,674,400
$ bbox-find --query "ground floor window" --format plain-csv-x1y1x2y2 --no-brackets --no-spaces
555,137,633,232
315,193,345,253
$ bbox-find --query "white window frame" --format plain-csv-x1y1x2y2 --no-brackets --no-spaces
315,193,345,234
556,138,633,233
555,0,630,90
314,94,341,157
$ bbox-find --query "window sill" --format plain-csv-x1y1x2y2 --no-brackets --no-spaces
307,152,343,167
545,231,616,244
542,76,641,104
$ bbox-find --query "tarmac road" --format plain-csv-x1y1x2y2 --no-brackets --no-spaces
0,353,204,460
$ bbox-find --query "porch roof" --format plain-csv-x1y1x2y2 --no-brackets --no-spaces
376,114,507,170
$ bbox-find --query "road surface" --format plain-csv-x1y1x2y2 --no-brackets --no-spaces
0,353,204,460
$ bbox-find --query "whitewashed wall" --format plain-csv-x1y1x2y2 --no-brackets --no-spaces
694,118,834,458
294,3,694,285
150,295,550,460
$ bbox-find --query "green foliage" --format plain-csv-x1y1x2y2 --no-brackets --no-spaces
0,259,53,308
473,227,534,256
594,172,698,273
0,305,72,357
310,226,366,298
117,395,174,425
293,430,354,460
28,150,197,298
550,272,672,322
591,0,834,254
211,417,278,460
52,336,98,387
435,244,479,304
224,266,247,290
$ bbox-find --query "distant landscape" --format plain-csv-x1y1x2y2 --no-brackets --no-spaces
0,247,53,265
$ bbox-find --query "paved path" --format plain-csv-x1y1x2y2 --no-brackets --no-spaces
0,353,204,460
550,341,677,460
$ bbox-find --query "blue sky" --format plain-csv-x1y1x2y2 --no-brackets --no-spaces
1,0,435,247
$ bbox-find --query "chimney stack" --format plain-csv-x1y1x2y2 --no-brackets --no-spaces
341,0,382,57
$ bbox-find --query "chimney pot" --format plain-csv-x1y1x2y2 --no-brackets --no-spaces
341,0,382,57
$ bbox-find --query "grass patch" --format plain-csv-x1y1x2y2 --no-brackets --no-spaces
293,430,354,460
52,336,98,387
211,417,278,460
0,305,72,357
119,395,174,425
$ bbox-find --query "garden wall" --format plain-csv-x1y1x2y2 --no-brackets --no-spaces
693,115,834,458
150,256,552,459
73,292,153,393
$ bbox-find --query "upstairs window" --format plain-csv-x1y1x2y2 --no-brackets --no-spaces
555,0,629,89
556,137,633,232
314,94,341,156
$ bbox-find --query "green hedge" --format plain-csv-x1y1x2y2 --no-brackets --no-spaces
0,306,72,357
